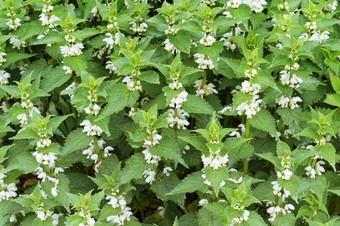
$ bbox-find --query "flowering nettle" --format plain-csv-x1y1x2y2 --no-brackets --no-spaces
0,0,339,225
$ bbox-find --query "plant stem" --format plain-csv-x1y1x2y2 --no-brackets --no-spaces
245,118,250,138
277,118,284,132
202,70,207,87
93,136,101,159
243,118,250,173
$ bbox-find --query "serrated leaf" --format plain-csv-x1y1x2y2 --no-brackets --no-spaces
118,153,150,186
167,172,207,195
249,109,277,136
182,95,214,114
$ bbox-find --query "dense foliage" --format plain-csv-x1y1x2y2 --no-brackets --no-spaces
0,0,340,225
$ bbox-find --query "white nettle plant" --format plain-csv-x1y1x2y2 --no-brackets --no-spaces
0,0,339,225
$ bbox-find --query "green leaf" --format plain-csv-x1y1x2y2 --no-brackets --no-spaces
0,144,14,161
182,95,214,114
203,166,229,194
140,70,160,84
60,128,93,156
99,83,139,119
179,136,209,154
314,143,336,170
1,53,35,68
7,150,39,174
41,66,71,93
168,31,191,53
249,109,277,136
118,153,151,186
167,172,208,195
197,206,223,226
63,55,88,75
324,94,340,107
151,173,185,208
150,139,188,168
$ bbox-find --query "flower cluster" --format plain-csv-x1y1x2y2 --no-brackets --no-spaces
106,189,133,225
83,139,113,163
0,171,17,201
194,53,214,70
201,149,229,170
80,120,104,136
167,91,190,129
236,95,262,118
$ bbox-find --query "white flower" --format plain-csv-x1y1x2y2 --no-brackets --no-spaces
267,206,282,222
9,37,26,49
143,168,156,184
9,214,16,223
51,186,58,197
80,120,103,136
91,6,98,17
227,176,243,183
199,34,216,46
130,22,148,33
105,61,117,74
166,108,190,130
7,18,21,30
199,199,208,205
226,0,243,8
310,30,330,43
169,91,188,108
52,213,63,226
315,161,325,176
163,166,173,176
277,169,293,180
0,172,18,201
231,210,250,225
165,26,179,35
0,70,10,85
142,146,161,166
279,70,303,88
84,103,101,115
284,204,295,213
236,95,262,118
0,52,6,65
36,138,52,148
240,81,261,95
157,206,165,216
62,66,72,74
194,79,218,97
244,68,257,78
276,96,302,109
305,21,317,30
144,133,162,146
202,149,229,170
103,32,120,53
243,0,267,13
122,76,142,91
194,53,214,70
60,43,84,57
39,13,60,28
33,151,57,168
324,1,337,12
218,106,232,114
163,39,178,54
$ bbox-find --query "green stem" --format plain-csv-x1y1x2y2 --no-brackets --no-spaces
277,118,284,133
202,70,207,87
243,160,249,174
243,118,250,174
278,194,283,207
93,136,101,159
311,158,317,168
245,118,250,138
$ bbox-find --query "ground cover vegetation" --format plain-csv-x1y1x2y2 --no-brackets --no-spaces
0,0,340,225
